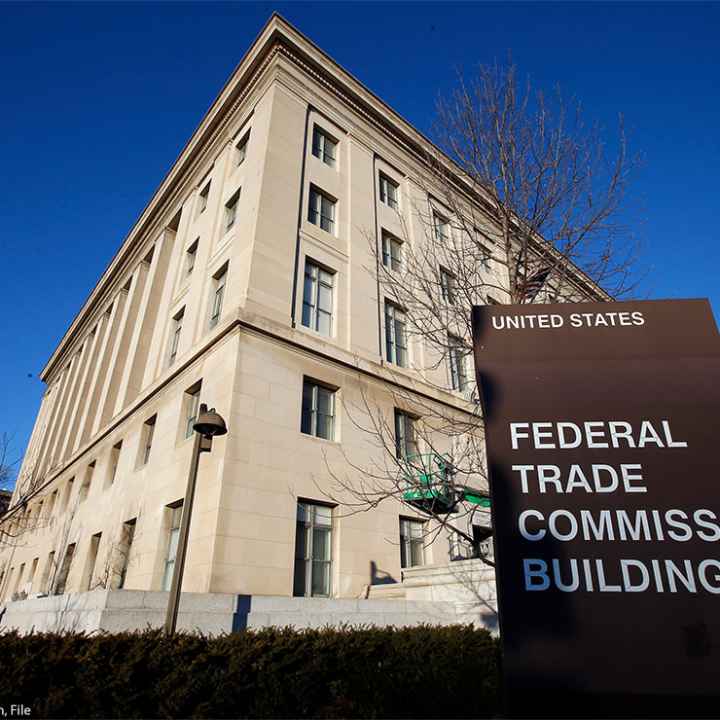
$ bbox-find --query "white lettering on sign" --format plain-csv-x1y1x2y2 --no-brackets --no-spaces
491,311,645,330
507,418,716,595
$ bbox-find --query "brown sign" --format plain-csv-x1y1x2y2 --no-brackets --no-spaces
471,299,720,713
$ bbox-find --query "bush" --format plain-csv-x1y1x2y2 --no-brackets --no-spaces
0,624,500,718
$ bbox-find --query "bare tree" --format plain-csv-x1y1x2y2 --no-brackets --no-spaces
0,434,17,494
0,435,50,551
322,61,641,565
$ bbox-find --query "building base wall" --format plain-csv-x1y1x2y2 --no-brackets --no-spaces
0,589,464,635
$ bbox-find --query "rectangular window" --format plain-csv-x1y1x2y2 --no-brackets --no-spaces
41,551,55,594
209,266,227,328
440,267,456,304
162,503,183,592
184,384,202,439
14,563,25,598
108,441,122,486
308,186,336,234
312,126,337,167
479,242,493,270
293,502,333,597
185,239,198,277
62,478,74,512
394,410,419,460
385,301,408,367
198,181,210,215
400,518,425,568
47,489,58,517
54,543,76,595
381,232,402,271
379,173,399,210
301,379,336,441
224,190,240,232
28,557,39,595
140,415,156,466
434,213,450,243
118,518,137,589
448,335,469,391
235,131,250,166
79,463,95,502
302,261,334,336
169,308,184,365
85,532,102,591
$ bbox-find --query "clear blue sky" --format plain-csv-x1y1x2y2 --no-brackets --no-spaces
1,2,718,479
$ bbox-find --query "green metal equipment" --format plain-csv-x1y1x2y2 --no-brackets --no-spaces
401,453,491,514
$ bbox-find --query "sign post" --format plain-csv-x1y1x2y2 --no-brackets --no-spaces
471,299,720,715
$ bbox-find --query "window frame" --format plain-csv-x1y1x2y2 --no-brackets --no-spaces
311,125,338,168
79,462,95,502
440,267,457,305
381,231,402,272
183,384,202,440
209,265,227,328
118,518,137,590
185,239,199,277
400,517,425,569
433,212,450,244
198,181,211,215
235,130,250,166
293,501,333,598
169,307,185,365
139,415,157,467
301,260,335,337
162,502,183,592
384,301,408,367
108,441,122,486
394,409,419,460
448,335,469,392
224,189,240,232
308,185,336,235
301,379,336,441
379,173,399,210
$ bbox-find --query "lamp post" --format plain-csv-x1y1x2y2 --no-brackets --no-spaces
164,403,227,635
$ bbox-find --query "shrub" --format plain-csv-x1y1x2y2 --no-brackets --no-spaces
0,624,500,718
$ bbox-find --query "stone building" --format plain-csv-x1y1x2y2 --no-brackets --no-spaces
0,14,597,624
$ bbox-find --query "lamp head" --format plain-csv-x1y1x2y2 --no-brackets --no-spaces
193,406,228,438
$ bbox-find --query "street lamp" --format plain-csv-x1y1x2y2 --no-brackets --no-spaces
164,403,227,635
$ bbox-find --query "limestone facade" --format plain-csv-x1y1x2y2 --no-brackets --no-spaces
0,15,596,607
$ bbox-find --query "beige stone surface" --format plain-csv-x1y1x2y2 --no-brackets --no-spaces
0,15,574,610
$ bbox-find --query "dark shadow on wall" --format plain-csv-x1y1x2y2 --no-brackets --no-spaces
370,561,397,585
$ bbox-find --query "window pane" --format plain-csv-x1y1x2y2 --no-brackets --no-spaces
316,387,332,416
317,311,331,336
317,283,332,314
316,412,332,440
297,502,309,523
295,521,309,559
311,561,330,596
410,540,423,567
301,383,314,435
312,527,331,562
315,505,332,527
312,129,321,157
293,558,307,597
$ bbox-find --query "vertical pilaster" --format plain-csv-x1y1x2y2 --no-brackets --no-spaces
115,231,175,413
78,292,127,445
56,324,102,462
94,264,149,433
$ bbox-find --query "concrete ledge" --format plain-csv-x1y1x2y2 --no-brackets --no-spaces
0,563,495,635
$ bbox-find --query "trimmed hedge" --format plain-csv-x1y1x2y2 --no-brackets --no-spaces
0,625,500,718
